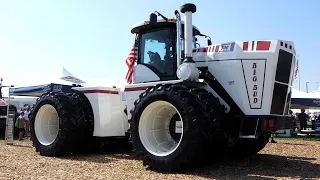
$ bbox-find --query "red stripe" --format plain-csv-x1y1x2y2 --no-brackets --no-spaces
215,45,220,52
269,119,274,128
243,42,248,51
256,41,271,50
124,86,151,92
211,46,215,52
82,90,119,94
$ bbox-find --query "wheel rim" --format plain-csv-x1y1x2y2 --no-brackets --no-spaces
138,100,183,157
34,104,60,146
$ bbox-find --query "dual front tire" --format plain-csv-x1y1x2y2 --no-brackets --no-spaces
129,84,226,172
30,92,92,156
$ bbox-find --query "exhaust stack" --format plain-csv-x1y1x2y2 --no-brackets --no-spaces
176,3,199,81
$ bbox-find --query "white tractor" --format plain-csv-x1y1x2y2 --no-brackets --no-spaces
29,3,297,172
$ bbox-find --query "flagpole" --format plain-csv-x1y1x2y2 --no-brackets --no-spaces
298,69,301,91
297,55,300,91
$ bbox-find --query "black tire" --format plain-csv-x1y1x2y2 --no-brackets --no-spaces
189,88,228,157
130,84,212,172
30,92,87,156
69,93,99,153
226,132,270,159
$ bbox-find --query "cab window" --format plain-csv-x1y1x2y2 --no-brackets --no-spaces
139,28,176,77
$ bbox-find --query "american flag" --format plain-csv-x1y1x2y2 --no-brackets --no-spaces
125,36,139,84
294,57,299,80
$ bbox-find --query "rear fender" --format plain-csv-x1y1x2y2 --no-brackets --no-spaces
175,81,231,113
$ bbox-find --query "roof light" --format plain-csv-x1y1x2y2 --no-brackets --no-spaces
167,18,177,22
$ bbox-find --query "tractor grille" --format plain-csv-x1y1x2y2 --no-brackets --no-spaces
270,49,293,115
270,83,288,114
275,49,293,84
283,88,292,115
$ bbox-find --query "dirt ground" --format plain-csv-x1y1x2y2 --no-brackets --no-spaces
0,137,319,180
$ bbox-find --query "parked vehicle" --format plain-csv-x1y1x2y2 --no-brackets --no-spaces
28,3,297,172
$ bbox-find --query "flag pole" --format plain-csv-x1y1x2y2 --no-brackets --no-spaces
298,56,301,91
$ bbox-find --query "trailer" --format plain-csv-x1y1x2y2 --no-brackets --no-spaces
28,3,297,172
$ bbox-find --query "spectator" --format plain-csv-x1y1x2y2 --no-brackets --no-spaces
15,111,27,140
288,110,295,129
298,109,308,130
23,105,31,135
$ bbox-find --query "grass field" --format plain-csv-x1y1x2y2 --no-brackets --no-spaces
0,137,319,180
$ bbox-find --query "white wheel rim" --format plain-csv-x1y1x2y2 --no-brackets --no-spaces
34,104,60,146
138,100,183,157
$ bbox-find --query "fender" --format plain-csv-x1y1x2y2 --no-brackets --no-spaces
175,81,231,113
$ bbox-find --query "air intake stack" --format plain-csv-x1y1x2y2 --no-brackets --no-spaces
176,3,199,81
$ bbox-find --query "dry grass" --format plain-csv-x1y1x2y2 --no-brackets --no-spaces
0,137,319,180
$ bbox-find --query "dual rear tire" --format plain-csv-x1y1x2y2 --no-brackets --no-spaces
129,84,226,172
30,92,93,156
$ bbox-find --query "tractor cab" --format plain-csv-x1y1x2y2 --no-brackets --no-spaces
130,15,207,83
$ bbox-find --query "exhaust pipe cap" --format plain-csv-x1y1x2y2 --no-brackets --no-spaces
180,3,196,13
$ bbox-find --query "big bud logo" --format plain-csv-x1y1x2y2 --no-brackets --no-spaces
252,63,258,104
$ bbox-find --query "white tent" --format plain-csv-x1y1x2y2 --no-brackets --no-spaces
291,88,320,110
291,88,320,99
57,67,86,84
9,67,86,88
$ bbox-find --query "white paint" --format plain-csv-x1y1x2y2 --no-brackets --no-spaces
193,40,296,115
175,121,182,133
124,80,184,120
242,60,266,109
133,64,160,83
138,100,183,157
66,40,296,139
176,63,199,81
184,11,193,57
72,86,128,137
34,104,59,146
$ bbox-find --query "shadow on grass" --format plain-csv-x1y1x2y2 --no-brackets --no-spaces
178,154,320,180
64,144,319,180
59,143,138,164
11,144,33,148
279,142,310,146
61,154,115,164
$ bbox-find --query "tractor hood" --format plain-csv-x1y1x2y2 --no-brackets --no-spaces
191,40,296,116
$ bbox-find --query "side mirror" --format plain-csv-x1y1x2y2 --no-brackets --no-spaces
149,13,157,25
207,39,212,46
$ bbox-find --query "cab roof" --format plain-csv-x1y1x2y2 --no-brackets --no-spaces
131,18,201,35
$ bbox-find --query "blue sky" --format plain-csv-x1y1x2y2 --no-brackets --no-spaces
0,0,319,92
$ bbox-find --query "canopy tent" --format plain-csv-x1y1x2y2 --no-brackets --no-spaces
58,67,86,84
9,67,85,97
0,99,8,107
9,83,80,97
291,88,320,109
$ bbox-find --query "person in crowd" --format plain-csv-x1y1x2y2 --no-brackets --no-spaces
288,110,295,130
298,109,308,130
23,105,31,135
270,133,277,143
16,111,27,140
